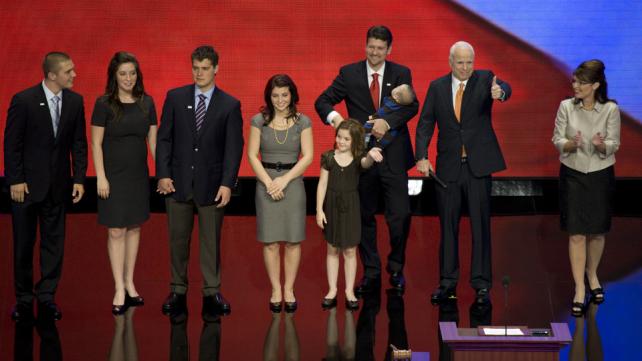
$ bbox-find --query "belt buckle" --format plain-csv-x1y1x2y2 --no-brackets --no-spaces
275,161,282,172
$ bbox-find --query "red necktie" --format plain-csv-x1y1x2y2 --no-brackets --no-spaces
370,73,380,110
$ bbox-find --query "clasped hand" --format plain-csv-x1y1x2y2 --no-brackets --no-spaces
266,177,288,201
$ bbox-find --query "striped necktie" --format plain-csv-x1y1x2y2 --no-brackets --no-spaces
52,95,61,137
195,94,206,132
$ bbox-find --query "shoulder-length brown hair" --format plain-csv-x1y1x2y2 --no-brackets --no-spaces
260,74,299,125
336,119,365,158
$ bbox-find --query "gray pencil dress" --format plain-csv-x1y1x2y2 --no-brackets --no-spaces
251,113,310,243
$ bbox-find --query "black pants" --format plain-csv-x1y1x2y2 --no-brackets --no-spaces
358,164,411,279
436,160,492,290
11,191,66,304
166,197,225,296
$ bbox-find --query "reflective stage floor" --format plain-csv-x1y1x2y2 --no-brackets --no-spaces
1,214,641,360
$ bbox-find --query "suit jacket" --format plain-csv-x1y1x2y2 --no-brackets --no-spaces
156,85,244,206
3,83,87,203
415,70,511,181
315,60,418,173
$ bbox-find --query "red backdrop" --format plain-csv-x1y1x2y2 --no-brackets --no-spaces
1,0,640,177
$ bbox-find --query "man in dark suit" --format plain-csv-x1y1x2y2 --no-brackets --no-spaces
156,45,244,321
316,26,418,294
4,52,88,321
415,41,511,304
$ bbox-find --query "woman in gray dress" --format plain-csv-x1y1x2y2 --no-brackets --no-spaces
247,74,313,313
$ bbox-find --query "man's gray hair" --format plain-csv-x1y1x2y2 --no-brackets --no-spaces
449,41,475,61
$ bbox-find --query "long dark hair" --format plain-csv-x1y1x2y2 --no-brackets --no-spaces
260,74,299,125
336,119,365,158
104,51,147,120
573,59,616,105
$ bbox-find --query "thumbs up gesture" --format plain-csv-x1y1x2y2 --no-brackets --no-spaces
491,76,504,100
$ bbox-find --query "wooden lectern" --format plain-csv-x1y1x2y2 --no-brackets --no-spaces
439,322,572,361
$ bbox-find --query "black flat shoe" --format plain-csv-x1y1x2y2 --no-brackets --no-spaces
389,271,406,292
37,301,62,321
284,301,298,313
354,276,381,296
321,297,337,309
11,303,33,322
431,286,457,305
345,299,359,311
589,288,605,304
475,288,491,305
125,292,145,307
162,292,186,315
571,302,585,317
112,304,127,316
269,301,282,313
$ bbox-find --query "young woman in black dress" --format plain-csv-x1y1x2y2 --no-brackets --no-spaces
91,52,157,314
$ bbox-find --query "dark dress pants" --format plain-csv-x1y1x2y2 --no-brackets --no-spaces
358,163,411,279
11,191,66,304
166,197,224,296
435,161,492,290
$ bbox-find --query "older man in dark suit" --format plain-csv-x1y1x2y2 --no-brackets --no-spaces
4,52,88,321
416,41,511,305
156,45,244,321
316,25,418,295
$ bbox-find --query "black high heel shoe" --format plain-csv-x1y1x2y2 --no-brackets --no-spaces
284,301,298,313
589,288,605,304
571,301,585,317
345,299,359,311
125,292,145,307
269,301,282,313
321,297,337,309
112,304,127,315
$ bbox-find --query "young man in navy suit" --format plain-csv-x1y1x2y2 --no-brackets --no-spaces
316,26,418,295
4,52,88,321
156,46,244,321
415,41,511,305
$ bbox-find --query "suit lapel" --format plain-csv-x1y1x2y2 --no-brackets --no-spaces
34,85,56,139
381,63,394,99
197,87,219,137
442,76,457,124
357,61,375,109
186,86,197,137
55,89,72,143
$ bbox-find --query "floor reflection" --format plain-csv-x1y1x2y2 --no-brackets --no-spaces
14,318,62,361
108,307,139,361
263,312,299,361
323,307,355,360
169,311,221,361
355,288,381,360
354,288,413,361
569,301,603,361
437,300,492,361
